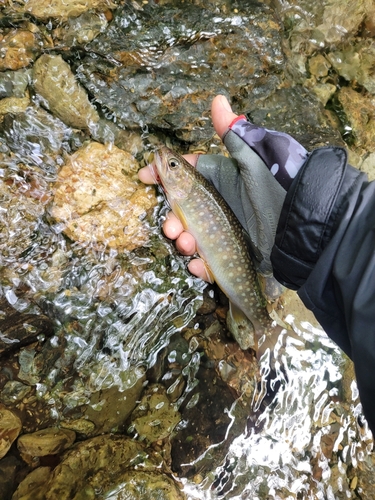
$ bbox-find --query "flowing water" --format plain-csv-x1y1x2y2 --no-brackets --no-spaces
0,0,374,498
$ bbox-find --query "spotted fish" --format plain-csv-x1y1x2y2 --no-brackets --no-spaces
153,146,284,353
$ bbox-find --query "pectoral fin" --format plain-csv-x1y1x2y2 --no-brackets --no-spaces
171,202,188,230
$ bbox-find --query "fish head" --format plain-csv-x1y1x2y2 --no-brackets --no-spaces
154,146,195,201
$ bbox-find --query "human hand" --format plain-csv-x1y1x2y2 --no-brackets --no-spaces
138,95,308,281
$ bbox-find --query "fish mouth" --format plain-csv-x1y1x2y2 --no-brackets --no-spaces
151,150,162,183
153,149,167,190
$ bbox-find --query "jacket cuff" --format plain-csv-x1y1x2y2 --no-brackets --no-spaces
271,146,363,290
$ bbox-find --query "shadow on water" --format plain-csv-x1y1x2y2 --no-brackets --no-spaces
0,0,375,498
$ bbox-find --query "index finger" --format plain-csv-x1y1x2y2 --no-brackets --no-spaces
138,153,199,184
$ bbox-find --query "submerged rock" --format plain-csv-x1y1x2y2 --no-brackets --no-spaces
0,96,30,115
130,384,181,444
10,0,117,21
18,435,186,499
17,426,76,458
0,297,54,355
33,54,100,132
50,141,157,250
0,175,48,263
0,30,38,71
0,406,22,460
12,466,52,500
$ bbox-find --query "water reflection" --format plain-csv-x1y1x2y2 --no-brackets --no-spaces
183,318,372,499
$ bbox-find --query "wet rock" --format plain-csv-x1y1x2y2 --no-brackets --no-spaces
0,105,74,170
60,418,95,437
0,30,38,71
77,2,284,142
308,54,331,78
337,87,375,153
0,96,30,115
0,296,54,355
12,466,52,500
0,406,22,459
37,434,182,499
196,286,217,316
33,54,100,132
363,6,375,36
130,384,181,443
53,11,109,46
0,455,20,500
0,173,46,264
247,86,344,149
50,141,157,251
17,426,76,457
316,0,371,45
0,69,31,99
84,379,145,435
310,83,337,107
353,452,375,500
327,42,375,95
109,470,186,500
13,0,117,21
0,381,32,406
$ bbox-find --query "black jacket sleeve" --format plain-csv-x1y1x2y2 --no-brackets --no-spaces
271,146,375,435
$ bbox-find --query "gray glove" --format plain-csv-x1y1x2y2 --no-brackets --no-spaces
196,116,308,277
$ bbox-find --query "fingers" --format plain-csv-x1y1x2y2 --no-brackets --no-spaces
188,258,212,282
163,213,196,255
164,214,210,282
163,212,184,239
163,214,210,282
138,163,157,184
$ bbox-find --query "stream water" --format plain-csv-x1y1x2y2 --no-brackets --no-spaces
0,0,375,499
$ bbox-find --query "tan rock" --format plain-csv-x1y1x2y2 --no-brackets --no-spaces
17,427,76,457
318,0,372,44
17,0,116,21
12,466,52,500
0,406,22,459
130,384,181,443
308,54,331,78
0,96,30,115
33,54,99,130
43,435,169,499
50,142,157,251
0,30,37,71
337,87,375,153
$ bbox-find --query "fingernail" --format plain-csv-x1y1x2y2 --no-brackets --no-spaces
218,95,232,112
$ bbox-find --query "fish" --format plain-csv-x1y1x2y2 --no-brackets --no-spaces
153,145,286,355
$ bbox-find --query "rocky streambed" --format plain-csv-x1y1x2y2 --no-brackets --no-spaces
0,0,375,498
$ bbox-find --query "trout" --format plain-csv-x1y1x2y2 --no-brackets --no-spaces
154,146,285,354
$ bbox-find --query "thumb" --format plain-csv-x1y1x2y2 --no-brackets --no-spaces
211,95,239,139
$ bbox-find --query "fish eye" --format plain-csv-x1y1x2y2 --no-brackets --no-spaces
168,158,179,169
